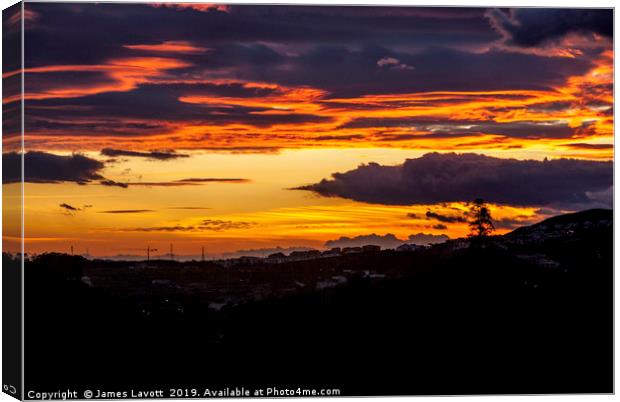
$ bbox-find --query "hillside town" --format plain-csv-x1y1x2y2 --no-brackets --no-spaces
52,208,609,319
17,208,612,395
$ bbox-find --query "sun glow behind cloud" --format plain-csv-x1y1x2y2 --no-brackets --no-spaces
4,4,612,256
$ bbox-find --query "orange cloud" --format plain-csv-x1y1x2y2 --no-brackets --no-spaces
17,45,613,161
10,57,191,103
150,3,230,13
178,82,327,114
124,41,211,54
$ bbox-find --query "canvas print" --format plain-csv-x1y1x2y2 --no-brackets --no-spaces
2,2,614,399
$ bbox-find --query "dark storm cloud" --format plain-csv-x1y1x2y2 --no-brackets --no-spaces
3,151,104,184
2,153,248,188
21,3,609,144
26,116,165,138
100,148,190,160
205,43,285,68
3,4,22,72
24,46,589,137
487,8,613,47
2,100,22,142
261,45,590,97
24,4,592,100
342,118,593,140
296,153,612,206
24,4,497,67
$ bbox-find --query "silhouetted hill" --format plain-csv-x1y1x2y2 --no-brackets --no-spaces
20,209,613,396
507,208,612,240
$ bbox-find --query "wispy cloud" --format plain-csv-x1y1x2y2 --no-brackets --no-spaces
98,178,250,188
60,203,80,211
123,41,210,54
376,56,414,70
120,219,256,232
100,148,190,160
100,209,154,214
59,203,82,215
425,210,467,223
99,179,129,188
167,206,212,210
129,178,250,187
561,143,613,150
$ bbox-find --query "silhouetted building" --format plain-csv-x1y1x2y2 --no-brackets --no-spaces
396,243,421,252
322,247,341,257
289,250,321,261
266,252,287,263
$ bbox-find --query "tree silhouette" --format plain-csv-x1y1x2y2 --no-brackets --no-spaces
467,198,494,238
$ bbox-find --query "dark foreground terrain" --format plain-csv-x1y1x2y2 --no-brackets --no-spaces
16,209,613,395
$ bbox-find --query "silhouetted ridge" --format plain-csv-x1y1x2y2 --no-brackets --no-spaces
507,208,612,238
19,208,612,395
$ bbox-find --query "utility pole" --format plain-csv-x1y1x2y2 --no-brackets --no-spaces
201,246,205,262
147,246,157,261
170,243,174,261
70,245,74,256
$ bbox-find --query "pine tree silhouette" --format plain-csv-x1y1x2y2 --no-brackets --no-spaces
467,198,495,238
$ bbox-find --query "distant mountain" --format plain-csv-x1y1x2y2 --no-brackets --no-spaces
221,246,315,259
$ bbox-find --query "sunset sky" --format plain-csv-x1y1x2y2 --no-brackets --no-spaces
2,4,613,258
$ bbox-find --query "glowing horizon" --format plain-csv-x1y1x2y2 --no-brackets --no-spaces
2,4,613,257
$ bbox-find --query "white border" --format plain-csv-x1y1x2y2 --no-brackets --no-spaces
0,1,616,402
